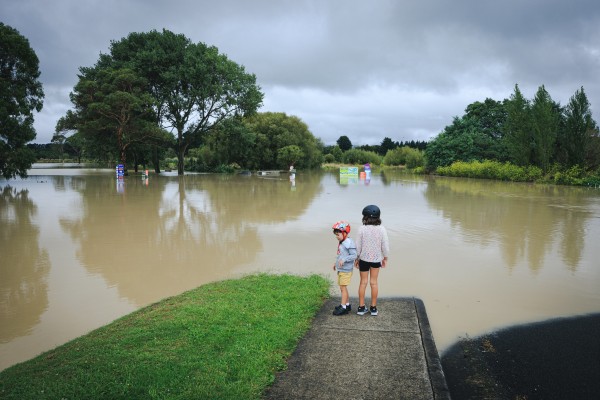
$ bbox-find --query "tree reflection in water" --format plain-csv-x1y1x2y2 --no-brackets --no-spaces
0,186,50,342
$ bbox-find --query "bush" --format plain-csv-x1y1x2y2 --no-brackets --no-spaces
342,149,382,165
324,153,336,163
383,146,425,168
436,160,540,182
552,165,585,186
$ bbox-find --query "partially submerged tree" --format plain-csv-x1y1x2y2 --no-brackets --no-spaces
561,87,597,168
106,30,264,174
67,67,159,166
0,23,44,179
243,112,323,169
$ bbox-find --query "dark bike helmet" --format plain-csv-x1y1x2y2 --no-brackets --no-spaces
362,204,381,218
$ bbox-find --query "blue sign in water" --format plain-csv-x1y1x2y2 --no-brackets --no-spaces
116,164,124,177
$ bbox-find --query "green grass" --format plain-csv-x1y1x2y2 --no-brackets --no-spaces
0,273,330,400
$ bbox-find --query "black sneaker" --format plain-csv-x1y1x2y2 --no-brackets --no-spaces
333,305,349,316
346,304,352,313
356,305,368,315
369,306,378,316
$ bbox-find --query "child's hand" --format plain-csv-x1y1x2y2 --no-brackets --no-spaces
332,264,336,271
382,258,388,268
338,259,344,267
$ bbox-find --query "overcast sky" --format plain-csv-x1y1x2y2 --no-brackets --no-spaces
2,0,600,146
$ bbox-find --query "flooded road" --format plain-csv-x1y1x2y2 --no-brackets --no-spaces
1,169,599,370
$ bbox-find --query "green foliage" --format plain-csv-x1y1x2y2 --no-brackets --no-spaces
436,160,542,182
64,29,264,175
426,85,599,180
324,153,336,163
0,274,330,400
336,135,352,151
530,85,560,172
379,137,398,155
203,116,256,169
503,84,533,166
582,171,600,187
464,98,507,140
331,145,343,162
549,165,585,186
561,87,597,168
383,146,424,168
277,145,304,169
241,112,323,170
68,67,159,165
342,149,382,165
0,23,44,179
425,118,492,169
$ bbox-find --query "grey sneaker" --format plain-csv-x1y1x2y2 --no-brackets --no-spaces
356,305,368,315
369,306,378,316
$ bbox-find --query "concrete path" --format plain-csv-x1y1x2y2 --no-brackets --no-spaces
264,297,450,400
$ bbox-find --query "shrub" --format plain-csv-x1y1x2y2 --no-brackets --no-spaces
342,149,382,165
384,146,425,168
436,160,539,182
324,153,336,163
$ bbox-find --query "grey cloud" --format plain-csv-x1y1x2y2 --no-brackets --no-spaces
1,0,599,145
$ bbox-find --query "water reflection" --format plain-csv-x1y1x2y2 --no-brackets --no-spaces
424,178,595,273
57,174,323,306
1,170,598,371
0,186,50,343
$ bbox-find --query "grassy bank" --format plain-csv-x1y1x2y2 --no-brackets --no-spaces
0,274,330,400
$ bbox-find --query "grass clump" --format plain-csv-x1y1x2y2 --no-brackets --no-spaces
0,273,330,400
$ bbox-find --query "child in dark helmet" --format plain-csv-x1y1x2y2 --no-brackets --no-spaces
331,221,357,316
354,205,389,316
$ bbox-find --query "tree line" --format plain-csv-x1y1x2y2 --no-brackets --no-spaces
2,23,599,182
425,85,599,174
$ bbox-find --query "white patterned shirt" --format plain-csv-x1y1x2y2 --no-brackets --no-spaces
356,225,389,263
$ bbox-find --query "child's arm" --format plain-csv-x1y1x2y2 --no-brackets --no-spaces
343,239,358,262
381,226,390,267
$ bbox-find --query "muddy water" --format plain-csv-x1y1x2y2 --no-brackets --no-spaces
1,169,599,371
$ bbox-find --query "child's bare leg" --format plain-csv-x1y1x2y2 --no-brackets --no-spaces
369,267,380,306
340,285,349,305
358,270,369,306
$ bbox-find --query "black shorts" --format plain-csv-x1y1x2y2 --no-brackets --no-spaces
358,260,381,272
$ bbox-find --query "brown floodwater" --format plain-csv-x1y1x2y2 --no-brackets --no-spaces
1,168,599,371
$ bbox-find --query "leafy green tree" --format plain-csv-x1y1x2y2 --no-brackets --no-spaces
503,84,533,166
277,145,303,169
425,117,497,169
379,137,397,155
67,67,159,166
336,135,352,152
105,29,264,175
561,87,597,168
530,85,559,172
586,130,600,171
243,112,323,169
51,128,86,162
331,145,343,162
203,116,256,169
0,23,44,179
464,98,507,140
